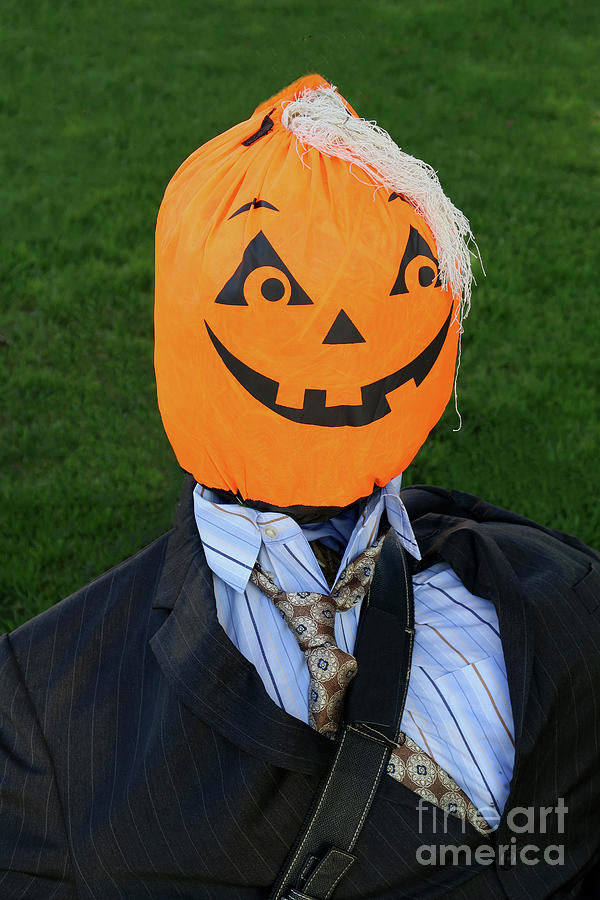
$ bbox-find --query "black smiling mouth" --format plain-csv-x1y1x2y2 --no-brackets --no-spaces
205,305,453,427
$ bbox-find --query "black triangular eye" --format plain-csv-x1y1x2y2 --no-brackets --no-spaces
390,225,441,295
215,231,313,306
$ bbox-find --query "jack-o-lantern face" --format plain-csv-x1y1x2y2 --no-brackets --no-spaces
206,223,452,428
155,76,462,508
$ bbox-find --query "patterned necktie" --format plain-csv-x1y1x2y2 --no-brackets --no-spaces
250,536,384,738
249,537,492,835
387,735,492,836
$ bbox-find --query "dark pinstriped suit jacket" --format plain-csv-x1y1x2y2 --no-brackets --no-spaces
1,478,600,899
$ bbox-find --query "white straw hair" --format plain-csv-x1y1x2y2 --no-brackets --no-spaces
281,84,480,324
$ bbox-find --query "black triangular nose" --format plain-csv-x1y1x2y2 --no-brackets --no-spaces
323,309,366,345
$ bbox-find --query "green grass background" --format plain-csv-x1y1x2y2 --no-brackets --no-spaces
1,0,598,632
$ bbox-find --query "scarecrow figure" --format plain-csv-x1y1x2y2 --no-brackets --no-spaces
1,76,599,899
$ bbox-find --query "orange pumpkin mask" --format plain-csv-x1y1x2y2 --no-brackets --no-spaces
155,75,475,508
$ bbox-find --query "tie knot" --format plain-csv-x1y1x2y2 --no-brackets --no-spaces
250,535,384,613
275,595,337,650
249,566,338,649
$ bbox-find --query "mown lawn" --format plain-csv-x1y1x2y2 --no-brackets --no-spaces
1,0,598,631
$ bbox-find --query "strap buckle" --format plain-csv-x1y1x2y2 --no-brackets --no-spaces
281,848,355,900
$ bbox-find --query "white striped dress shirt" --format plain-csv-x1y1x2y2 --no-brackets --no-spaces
193,477,515,828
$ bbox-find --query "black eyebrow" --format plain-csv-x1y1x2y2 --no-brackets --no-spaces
388,191,410,204
228,198,280,220
241,108,275,146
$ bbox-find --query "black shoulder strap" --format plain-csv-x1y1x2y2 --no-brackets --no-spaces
269,529,415,900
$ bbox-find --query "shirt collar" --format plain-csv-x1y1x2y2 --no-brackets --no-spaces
193,476,420,593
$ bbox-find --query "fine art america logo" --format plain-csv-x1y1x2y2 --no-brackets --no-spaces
416,798,568,866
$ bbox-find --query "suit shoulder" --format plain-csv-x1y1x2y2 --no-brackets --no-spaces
402,485,600,628
403,483,598,557
6,531,172,677
403,484,600,611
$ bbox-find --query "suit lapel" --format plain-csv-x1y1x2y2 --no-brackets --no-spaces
149,476,332,774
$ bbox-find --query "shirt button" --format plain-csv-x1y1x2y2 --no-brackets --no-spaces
264,525,279,539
